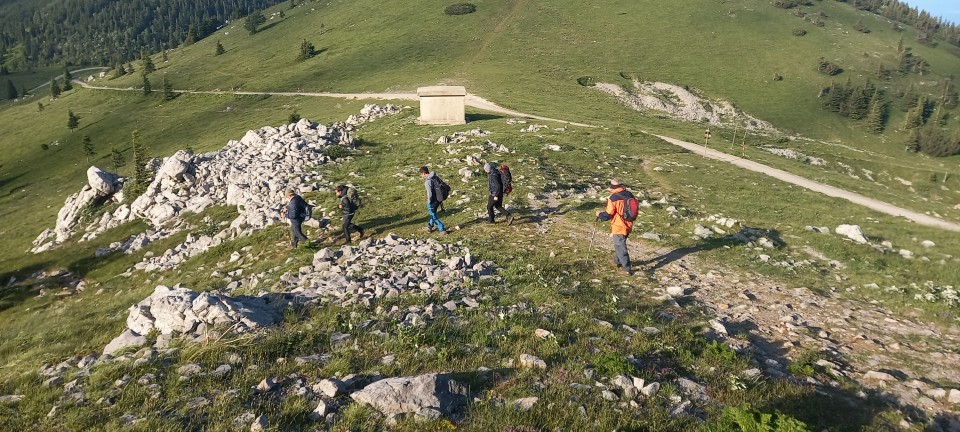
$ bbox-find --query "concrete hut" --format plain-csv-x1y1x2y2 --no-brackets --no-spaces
417,86,466,125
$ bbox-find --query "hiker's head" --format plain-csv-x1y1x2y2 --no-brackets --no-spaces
285,188,294,197
483,162,492,173
419,166,430,177
609,178,622,189
335,185,345,196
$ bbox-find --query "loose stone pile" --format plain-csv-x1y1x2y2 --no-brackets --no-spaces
104,234,494,355
282,234,495,307
31,104,403,255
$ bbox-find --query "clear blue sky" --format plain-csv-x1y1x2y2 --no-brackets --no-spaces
904,0,960,25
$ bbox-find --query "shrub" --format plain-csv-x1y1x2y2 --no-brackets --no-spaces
773,0,797,9
816,58,842,76
590,352,635,377
444,3,476,15
716,405,812,432
772,74,784,81
576,76,596,87
792,28,807,36
853,19,870,33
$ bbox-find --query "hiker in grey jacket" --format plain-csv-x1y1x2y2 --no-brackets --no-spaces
484,162,513,224
419,166,448,236
336,185,364,245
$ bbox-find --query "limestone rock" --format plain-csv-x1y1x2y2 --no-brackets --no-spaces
513,396,539,411
519,354,547,369
125,285,288,337
86,166,122,196
836,225,868,244
103,329,147,356
349,373,468,421
314,378,346,398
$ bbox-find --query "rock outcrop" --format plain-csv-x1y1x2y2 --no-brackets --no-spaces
350,373,469,422
32,105,404,254
32,166,126,252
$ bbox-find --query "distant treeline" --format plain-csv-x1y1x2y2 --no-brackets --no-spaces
0,0,286,70
838,0,960,47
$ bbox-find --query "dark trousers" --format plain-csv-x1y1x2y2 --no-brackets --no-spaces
342,213,362,242
290,219,308,247
612,234,631,271
487,194,510,222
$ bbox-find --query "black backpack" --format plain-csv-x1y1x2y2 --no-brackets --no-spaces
303,203,314,221
432,175,451,203
499,164,513,195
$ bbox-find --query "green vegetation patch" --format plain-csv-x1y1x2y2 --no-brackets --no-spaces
444,3,477,16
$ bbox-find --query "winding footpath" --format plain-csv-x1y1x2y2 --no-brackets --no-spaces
73,80,960,232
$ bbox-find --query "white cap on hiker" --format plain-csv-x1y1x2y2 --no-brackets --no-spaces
609,178,621,188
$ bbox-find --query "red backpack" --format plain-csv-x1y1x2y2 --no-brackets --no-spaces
499,164,513,195
619,191,639,222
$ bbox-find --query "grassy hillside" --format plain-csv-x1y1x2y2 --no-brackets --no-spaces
84,0,960,218
2,0,960,429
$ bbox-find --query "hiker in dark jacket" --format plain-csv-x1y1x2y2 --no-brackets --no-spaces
281,189,309,248
419,166,448,236
336,185,364,245
484,162,514,225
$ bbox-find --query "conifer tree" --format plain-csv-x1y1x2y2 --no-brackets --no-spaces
67,109,80,131
866,91,887,133
20,85,27,97
62,65,73,91
82,135,95,162
184,25,197,46
846,85,870,120
904,97,927,129
905,128,920,152
245,10,266,35
142,74,152,96
130,130,150,194
162,75,175,100
141,49,155,75
4,78,17,99
824,83,846,112
50,78,61,98
114,63,127,78
111,148,126,169
37,102,44,112
297,40,316,61
215,40,225,56
0,65,8,75
161,50,168,63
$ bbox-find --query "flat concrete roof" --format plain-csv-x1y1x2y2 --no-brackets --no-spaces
417,86,467,97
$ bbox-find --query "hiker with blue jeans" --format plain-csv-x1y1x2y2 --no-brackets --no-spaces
420,166,448,236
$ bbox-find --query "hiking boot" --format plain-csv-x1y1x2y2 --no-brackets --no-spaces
357,228,365,239
506,213,515,225
485,220,495,224
617,267,633,276
424,224,434,233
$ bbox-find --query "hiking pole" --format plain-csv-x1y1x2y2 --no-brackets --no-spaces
590,217,599,254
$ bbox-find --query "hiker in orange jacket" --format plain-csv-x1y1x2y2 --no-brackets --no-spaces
596,178,634,274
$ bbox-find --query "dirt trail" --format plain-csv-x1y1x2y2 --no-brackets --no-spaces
653,134,960,232
563,217,960,418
